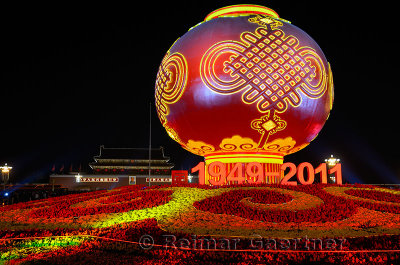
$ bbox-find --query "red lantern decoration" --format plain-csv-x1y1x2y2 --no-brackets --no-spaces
155,5,333,185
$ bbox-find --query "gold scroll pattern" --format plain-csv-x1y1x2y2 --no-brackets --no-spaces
155,51,188,125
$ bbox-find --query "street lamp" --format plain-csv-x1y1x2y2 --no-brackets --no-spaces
325,155,340,183
0,163,12,190
325,155,340,167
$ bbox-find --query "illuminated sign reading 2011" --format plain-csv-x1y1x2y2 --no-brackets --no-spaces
191,162,342,185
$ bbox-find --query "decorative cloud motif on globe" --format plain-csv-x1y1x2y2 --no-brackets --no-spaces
155,5,333,162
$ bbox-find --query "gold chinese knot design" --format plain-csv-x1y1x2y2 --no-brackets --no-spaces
200,19,330,114
155,52,188,125
251,111,287,149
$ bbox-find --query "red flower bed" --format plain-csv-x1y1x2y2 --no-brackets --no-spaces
3,217,400,264
0,185,156,214
29,189,173,218
346,198,400,214
0,190,108,212
2,184,400,264
14,246,399,265
194,185,358,223
98,187,154,204
345,189,400,203
325,186,400,214
3,218,400,250
12,236,400,265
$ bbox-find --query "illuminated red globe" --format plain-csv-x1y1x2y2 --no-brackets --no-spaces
155,5,333,184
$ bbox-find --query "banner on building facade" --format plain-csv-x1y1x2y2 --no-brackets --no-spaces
80,177,119,182
146,178,172,182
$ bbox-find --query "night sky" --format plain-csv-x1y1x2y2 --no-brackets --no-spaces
1,1,399,184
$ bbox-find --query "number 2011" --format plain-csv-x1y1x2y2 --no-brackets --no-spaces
281,162,342,185
191,162,342,185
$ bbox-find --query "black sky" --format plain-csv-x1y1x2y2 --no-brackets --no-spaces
1,1,399,184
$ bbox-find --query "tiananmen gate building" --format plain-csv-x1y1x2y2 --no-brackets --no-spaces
49,146,175,191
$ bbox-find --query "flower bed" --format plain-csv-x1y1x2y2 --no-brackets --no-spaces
0,190,108,212
1,184,400,264
12,243,400,265
7,232,400,265
324,186,400,214
2,218,400,264
194,185,358,223
29,189,173,218
345,188,400,203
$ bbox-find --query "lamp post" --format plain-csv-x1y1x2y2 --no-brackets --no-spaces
148,102,152,187
325,155,340,183
0,163,12,191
